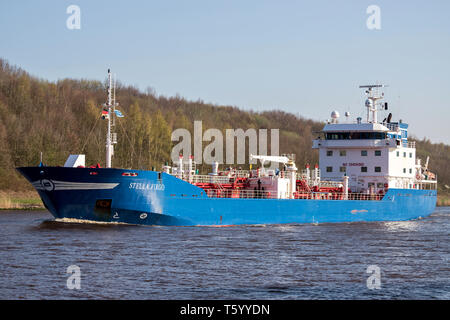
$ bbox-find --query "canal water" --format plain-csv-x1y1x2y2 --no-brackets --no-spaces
0,207,448,299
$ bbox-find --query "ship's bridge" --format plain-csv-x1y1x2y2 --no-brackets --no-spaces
312,122,397,149
323,122,389,133
312,121,413,149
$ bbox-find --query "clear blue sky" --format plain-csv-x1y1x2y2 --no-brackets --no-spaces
1,0,449,144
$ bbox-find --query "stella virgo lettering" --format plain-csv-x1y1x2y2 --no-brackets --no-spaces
171,121,280,169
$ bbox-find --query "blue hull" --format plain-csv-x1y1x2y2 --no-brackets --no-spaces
17,167,437,226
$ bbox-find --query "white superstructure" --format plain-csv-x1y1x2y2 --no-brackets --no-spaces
312,85,436,193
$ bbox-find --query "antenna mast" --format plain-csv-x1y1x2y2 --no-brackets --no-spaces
105,69,114,168
359,84,387,123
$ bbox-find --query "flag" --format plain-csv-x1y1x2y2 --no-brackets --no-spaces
101,109,109,120
114,109,124,117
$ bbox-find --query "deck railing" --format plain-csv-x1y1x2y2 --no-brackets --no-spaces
188,175,231,184
205,189,288,199
176,174,437,192
415,180,437,190
202,189,384,201
407,141,416,148
385,123,399,131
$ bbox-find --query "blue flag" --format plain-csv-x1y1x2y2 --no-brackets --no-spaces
114,109,124,117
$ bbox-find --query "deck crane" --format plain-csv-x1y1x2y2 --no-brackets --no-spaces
250,154,298,198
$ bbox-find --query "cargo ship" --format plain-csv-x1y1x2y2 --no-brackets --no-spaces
17,71,437,226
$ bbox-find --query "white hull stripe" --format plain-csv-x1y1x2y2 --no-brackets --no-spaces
31,181,44,190
32,180,119,191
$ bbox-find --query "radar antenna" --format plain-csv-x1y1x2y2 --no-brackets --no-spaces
359,84,388,123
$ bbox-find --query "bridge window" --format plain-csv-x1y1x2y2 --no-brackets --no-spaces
403,168,406,173
339,150,346,156
361,167,367,173
375,150,381,156
326,150,333,156
374,167,381,172
340,167,346,172
326,166,333,172
361,150,368,156
325,132,387,140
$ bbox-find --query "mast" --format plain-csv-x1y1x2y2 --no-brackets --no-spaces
112,73,116,127
359,84,387,123
106,69,113,168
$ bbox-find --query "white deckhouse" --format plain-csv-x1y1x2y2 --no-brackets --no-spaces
312,85,436,193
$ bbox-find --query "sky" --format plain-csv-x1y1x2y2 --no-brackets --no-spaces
1,0,449,144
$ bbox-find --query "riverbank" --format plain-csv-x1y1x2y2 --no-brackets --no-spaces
0,191,44,210
437,193,450,207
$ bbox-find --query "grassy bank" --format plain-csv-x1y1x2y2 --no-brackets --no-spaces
437,193,450,207
0,190,44,210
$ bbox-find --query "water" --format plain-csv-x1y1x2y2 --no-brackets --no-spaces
0,208,448,299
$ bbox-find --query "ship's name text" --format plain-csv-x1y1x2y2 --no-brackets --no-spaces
129,183,165,191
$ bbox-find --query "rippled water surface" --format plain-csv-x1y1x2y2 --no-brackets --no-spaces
0,208,449,299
